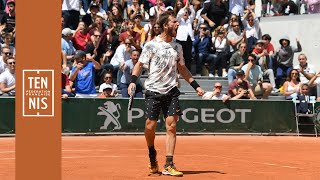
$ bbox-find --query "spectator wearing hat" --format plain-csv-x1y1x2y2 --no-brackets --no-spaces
0,0,15,32
242,54,272,99
61,28,76,68
252,40,278,93
128,0,145,20
82,2,101,27
86,1,108,20
99,71,118,95
69,50,101,97
62,0,80,30
228,69,256,99
133,13,145,46
98,84,116,98
273,35,302,88
227,42,247,84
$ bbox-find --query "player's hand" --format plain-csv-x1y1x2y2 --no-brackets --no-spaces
196,87,205,96
128,83,136,95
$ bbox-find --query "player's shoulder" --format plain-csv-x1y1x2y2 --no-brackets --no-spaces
171,41,183,51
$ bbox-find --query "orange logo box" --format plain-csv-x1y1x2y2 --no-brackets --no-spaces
23,70,54,117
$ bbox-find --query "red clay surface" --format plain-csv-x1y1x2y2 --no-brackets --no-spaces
1,136,320,180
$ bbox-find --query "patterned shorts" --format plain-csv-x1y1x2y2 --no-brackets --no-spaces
144,87,182,121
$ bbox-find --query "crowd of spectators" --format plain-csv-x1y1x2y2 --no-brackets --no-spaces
0,0,15,97
59,0,320,100
0,0,319,101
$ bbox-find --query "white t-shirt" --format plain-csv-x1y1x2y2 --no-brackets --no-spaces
62,0,80,11
0,70,15,94
139,36,185,94
0,56,7,75
99,83,118,93
110,44,135,66
294,64,316,83
202,92,228,100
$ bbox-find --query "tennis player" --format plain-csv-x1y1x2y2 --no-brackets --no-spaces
128,11,204,177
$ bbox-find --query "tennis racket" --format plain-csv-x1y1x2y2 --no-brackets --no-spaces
128,87,135,110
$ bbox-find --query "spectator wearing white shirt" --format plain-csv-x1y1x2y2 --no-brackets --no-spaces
294,53,316,96
242,10,261,53
0,56,15,96
294,54,316,84
229,0,248,17
110,39,135,87
0,46,11,75
99,71,118,96
176,1,195,71
202,82,230,102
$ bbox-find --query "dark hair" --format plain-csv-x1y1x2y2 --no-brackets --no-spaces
248,54,256,61
262,34,271,41
286,69,301,82
158,11,175,30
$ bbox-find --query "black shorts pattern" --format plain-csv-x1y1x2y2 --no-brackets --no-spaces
145,87,182,120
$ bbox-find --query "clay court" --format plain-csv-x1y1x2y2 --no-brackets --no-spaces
1,135,320,179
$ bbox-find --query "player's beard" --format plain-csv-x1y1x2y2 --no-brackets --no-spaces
168,26,177,38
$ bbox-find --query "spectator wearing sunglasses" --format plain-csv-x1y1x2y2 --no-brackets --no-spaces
227,21,246,54
241,54,272,99
0,46,11,75
99,71,118,96
193,23,213,76
202,82,230,102
0,56,15,96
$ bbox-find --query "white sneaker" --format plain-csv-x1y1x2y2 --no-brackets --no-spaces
222,71,228,77
209,73,214,77
80,8,86,16
271,88,280,93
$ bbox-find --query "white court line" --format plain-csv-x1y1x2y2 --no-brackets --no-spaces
0,151,302,169
0,151,14,154
181,154,300,169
